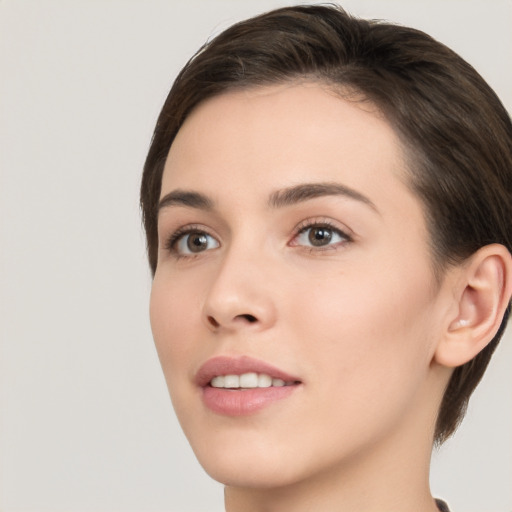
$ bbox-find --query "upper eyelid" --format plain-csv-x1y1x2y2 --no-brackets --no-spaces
293,217,353,238
163,224,219,250
158,212,226,240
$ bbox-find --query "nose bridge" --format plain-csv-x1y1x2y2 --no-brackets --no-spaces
202,233,276,331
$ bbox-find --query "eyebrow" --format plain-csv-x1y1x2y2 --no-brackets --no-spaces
158,190,214,212
158,182,378,214
268,182,378,212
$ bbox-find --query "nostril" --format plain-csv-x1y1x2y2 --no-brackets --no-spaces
207,316,220,328
206,313,258,328
238,314,257,323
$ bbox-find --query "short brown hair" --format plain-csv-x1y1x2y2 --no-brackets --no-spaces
140,4,512,444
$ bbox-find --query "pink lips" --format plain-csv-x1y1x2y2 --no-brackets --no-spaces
196,355,301,416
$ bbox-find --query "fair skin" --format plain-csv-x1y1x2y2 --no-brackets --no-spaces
150,83,511,512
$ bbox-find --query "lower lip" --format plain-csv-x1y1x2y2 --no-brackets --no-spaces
202,385,298,416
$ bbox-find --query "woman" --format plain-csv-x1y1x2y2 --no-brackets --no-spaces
140,5,512,511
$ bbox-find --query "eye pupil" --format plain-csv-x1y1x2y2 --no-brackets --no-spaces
187,233,208,252
308,227,332,246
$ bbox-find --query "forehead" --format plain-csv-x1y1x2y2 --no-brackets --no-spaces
161,82,414,215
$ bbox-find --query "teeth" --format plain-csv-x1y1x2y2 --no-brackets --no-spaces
223,375,240,388
258,374,272,388
210,376,225,388
239,372,258,388
210,372,294,389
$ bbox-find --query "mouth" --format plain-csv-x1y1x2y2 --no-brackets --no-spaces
210,373,297,389
196,355,302,416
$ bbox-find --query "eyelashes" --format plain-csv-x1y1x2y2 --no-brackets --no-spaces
164,224,219,257
290,219,351,250
163,219,352,260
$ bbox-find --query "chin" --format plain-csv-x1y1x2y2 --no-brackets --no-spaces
185,425,310,489
199,453,304,489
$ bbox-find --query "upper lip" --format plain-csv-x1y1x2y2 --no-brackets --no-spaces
195,355,301,387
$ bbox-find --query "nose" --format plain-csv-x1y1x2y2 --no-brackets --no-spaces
202,247,277,333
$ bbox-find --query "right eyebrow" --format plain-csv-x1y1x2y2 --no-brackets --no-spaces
158,190,214,213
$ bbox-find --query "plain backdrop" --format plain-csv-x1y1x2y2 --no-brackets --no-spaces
1,1,511,511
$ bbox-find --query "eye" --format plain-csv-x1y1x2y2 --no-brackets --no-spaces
293,222,350,249
169,229,220,256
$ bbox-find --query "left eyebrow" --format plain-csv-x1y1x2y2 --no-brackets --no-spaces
268,182,379,213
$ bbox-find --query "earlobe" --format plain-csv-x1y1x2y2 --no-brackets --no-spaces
434,244,512,368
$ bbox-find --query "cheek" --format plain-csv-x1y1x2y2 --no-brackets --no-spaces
149,273,202,377
281,269,439,455
289,264,437,394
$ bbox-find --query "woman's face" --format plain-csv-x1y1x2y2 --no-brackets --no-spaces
150,83,453,488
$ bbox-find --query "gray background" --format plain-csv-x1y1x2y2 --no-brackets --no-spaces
1,1,511,511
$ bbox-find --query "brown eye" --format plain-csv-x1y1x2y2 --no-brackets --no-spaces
294,223,349,249
308,227,333,246
174,231,220,255
187,233,209,252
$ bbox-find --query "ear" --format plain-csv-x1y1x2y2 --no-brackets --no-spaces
434,244,512,368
